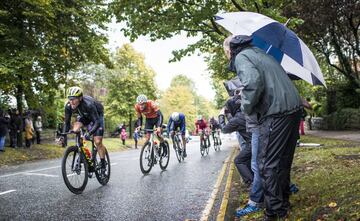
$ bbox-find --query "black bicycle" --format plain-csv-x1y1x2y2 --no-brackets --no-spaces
199,129,210,156
172,131,185,162
139,129,170,174
60,130,110,194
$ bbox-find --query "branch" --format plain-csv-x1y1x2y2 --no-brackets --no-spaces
254,2,260,13
210,18,226,36
230,0,246,11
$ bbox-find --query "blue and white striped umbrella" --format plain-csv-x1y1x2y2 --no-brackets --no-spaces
215,12,326,87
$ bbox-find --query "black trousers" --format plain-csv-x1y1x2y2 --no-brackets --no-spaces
258,110,301,217
16,131,23,147
9,130,16,147
36,131,41,144
234,142,253,185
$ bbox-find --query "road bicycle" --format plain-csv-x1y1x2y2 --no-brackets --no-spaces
171,131,185,162
60,129,110,194
139,129,170,174
199,129,210,156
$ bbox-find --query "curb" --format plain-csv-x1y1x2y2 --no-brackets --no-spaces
199,147,237,221
216,153,236,221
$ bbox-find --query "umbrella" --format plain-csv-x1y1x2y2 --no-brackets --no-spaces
215,12,326,87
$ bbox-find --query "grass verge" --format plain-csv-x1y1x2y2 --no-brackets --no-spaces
227,135,360,220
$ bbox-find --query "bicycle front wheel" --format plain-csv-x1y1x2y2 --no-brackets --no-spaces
200,139,206,156
173,137,182,162
213,137,219,151
160,141,170,170
61,146,88,194
140,142,153,174
95,148,111,185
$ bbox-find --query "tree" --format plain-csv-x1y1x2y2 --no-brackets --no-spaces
110,1,294,107
284,0,360,91
0,0,111,113
105,44,157,134
160,75,218,132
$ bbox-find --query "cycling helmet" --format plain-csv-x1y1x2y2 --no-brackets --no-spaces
197,115,202,121
171,112,180,122
68,86,83,98
136,94,147,104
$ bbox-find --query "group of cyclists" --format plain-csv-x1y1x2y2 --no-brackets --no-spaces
59,86,222,176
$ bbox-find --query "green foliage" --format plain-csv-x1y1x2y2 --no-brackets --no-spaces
160,75,218,132
323,108,360,130
105,44,157,131
0,0,111,112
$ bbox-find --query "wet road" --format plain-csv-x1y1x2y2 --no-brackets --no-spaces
0,136,237,221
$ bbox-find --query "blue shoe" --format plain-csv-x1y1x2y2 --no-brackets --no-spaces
289,183,299,194
235,204,261,217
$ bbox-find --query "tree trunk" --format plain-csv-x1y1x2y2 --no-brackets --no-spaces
16,76,23,114
129,114,132,137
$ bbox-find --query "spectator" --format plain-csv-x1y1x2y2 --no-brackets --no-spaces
8,109,17,148
34,116,43,144
24,112,34,148
219,96,253,187
224,35,302,220
0,109,10,152
133,127,139,149
299,98,313,135
120,128,127,145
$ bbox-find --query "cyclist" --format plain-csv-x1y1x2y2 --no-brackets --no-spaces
134,94,167,156
167,112,187,157
209,116,222,146
195,115,210,146
60,86,107,175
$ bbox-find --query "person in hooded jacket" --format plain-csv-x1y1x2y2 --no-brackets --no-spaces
218,92,253,187
223,35,302,220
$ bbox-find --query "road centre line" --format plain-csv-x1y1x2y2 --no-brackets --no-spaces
23,172,59,178
0,190,16,196
0,166,60,178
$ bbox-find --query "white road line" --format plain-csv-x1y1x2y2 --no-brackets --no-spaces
0,190,16,195
0,166,60,178
111,163,118,166
23,172,59,178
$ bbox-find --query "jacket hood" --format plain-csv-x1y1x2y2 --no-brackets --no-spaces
228,35,253,72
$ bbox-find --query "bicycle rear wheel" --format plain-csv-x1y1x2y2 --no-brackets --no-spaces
160,141,170,170
95,148,111,185
61,146,88,194
140,142,153,174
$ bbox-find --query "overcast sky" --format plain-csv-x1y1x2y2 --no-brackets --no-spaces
106,21,215,100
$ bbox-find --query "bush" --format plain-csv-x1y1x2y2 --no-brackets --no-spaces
323,108,360,130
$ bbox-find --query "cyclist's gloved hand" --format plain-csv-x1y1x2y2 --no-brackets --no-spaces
156,127,162,134
83,132,91,140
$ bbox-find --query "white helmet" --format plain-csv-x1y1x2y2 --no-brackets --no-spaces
171,112,180,122
197,115,202,121
136,94,147,104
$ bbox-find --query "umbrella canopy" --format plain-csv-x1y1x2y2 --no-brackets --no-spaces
215,12,326,87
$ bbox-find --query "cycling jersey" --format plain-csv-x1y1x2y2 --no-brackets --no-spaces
210,119,221,130
167,113,186,135
135,100,163,128
195,119,208,130
64,95,104,136
135,100,159,119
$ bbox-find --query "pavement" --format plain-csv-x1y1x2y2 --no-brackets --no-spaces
0,135,238,221
305,130,360,143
